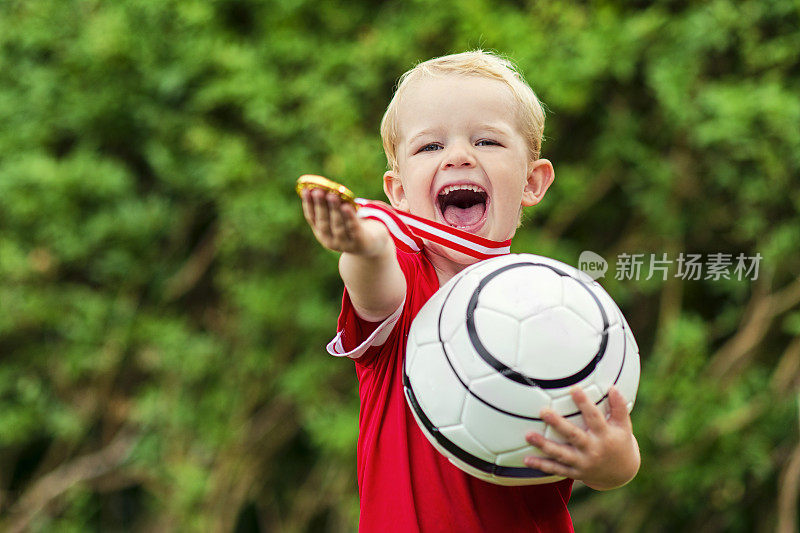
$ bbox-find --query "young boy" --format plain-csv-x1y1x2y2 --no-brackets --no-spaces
300,51,640,532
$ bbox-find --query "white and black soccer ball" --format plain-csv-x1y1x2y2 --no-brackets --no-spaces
403,253,640,486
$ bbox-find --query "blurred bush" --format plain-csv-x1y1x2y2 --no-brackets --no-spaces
0,0,798,531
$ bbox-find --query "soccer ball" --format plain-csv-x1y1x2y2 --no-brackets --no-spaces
403,253,640,486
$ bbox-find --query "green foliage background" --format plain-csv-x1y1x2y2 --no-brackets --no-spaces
1,0,799,531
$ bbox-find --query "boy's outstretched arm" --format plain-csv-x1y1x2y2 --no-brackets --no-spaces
301,188,406,322
523,387,641,491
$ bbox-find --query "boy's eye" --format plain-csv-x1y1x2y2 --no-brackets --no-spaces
417,143,442,153
476,139,500,146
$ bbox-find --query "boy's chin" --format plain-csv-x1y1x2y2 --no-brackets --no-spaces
423,241,483,267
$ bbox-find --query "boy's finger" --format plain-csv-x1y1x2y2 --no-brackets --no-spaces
525,432,579,466
301,189,316,226
571,387,606,433
523,456,578,480
539,409,588,448
328,195,350,242
311,189,332,236
339,202,359,237
607,386,632,428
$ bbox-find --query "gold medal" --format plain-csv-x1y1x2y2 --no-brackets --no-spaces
296,175,357,206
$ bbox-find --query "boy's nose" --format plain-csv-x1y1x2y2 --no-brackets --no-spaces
441,143,476,169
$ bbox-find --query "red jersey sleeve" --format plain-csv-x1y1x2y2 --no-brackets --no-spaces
326,250,420,364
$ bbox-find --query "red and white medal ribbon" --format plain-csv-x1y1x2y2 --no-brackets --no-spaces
354,199,512,260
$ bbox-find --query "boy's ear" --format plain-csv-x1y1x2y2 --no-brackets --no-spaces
522,159,554,207
383,170,409,211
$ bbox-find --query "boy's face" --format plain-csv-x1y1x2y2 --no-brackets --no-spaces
384,74,553,262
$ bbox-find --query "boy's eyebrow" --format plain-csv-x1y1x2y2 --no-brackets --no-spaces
405,124,513,145
406,129,438,145
474,123,513,136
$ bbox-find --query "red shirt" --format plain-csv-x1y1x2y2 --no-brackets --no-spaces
328,249,574,533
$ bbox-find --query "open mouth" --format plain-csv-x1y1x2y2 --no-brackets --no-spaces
436,184,488,230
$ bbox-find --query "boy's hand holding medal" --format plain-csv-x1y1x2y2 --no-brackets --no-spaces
297,175,390,257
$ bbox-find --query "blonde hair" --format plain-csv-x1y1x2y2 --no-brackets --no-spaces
380,50,545,172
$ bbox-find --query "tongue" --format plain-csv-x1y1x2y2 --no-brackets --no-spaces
443,203,485,228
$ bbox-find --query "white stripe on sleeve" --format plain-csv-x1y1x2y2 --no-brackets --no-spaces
326,300,405,359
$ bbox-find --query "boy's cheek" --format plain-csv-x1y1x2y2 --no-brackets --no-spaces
403,192,432,216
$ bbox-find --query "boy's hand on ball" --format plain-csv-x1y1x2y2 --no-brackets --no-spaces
523,386,640,490
301,188,388,256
